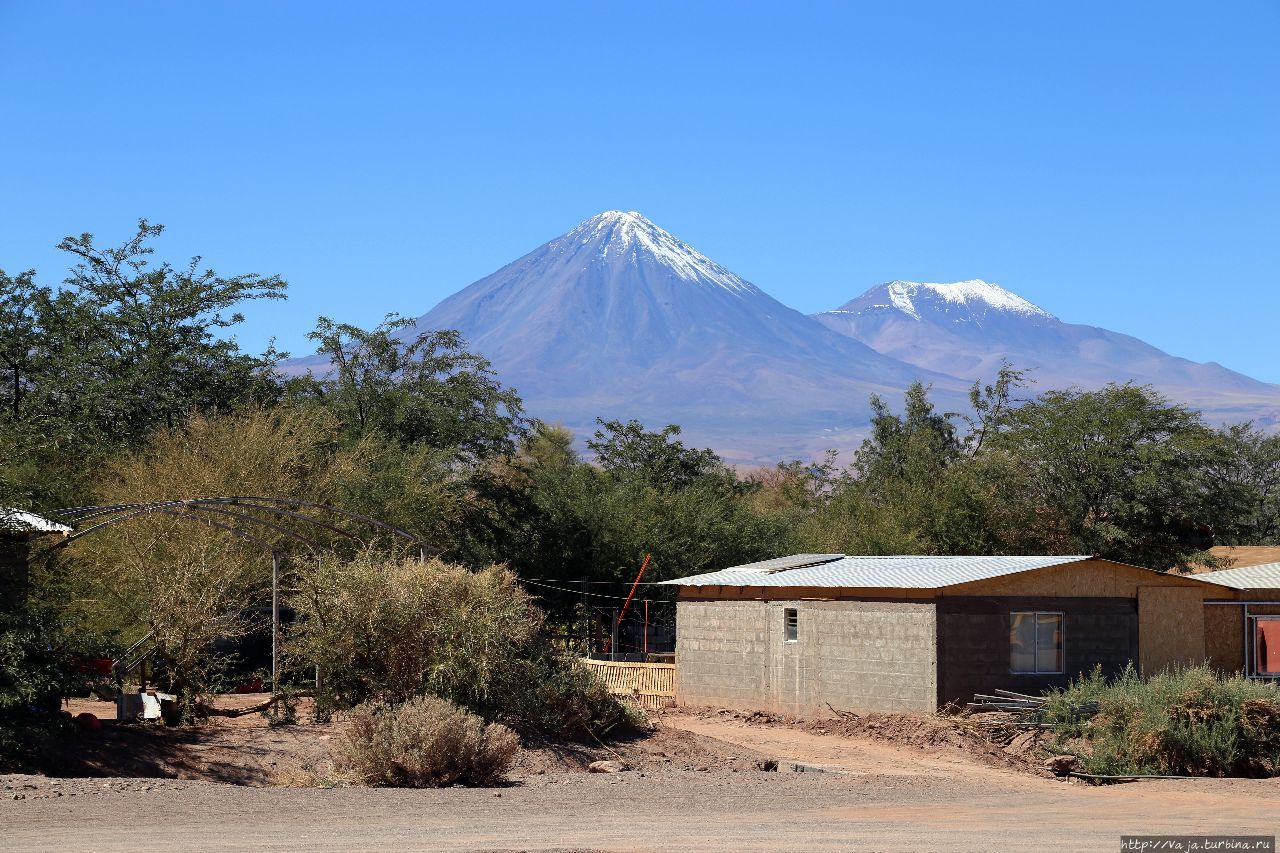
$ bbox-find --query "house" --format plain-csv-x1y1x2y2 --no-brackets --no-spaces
1198,562,1280,680
662,554,1229,715
1,508,72,607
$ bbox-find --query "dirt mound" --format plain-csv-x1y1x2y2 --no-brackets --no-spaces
681,706,1052,775
514,719,772,775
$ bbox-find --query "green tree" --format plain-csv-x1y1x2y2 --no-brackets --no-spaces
47,219,287,442
296,314,525,459
802,381,1018,557
1209,422,1280,545
0,269,45,422
586,418,724,489
2,220,286,463
989,383,1227,570
855,382,960,486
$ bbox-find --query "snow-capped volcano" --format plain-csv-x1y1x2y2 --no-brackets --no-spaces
397,212,968,461
814,279,1280,428
829,279,1055,324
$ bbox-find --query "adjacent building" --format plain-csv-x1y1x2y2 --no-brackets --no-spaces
0,508,72,607
1198,563,1280,680
663,554,1237,715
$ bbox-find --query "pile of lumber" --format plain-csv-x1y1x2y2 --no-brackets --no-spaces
967,688,1098,729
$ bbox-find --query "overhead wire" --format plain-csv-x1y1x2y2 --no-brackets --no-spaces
518,577,674,601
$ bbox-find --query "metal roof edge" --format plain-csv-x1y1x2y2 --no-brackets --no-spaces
663,554,1096,588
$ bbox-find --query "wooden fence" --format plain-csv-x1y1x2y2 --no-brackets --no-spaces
580,658,676,711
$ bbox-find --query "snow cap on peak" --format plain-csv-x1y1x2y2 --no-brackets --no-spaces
881,279,1054,321
562,210,756,294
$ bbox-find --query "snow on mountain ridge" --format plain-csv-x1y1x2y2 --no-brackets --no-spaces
830,279,1055,321
560,210,756,294
889,280,1054,320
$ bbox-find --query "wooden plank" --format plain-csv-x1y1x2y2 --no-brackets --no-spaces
1138,586,1207,675
580,658,676,711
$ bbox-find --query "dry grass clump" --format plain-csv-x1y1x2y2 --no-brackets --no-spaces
334,695,518,788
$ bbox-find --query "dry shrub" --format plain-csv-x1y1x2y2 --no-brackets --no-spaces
290,552,636,739
291,553,540,709
335,695,518,787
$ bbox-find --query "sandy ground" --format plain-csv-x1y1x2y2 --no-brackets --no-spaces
3,698,1278,852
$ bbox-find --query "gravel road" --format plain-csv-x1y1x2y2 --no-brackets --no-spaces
5,708,1276,851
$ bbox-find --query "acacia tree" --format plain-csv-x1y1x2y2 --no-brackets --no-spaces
802,380,1018,556
1205,422,1280,546
988,383,1230,570
0,270,44,422
586,418,724,489
1,220,287,460
296,314,525,459
49,220,286,441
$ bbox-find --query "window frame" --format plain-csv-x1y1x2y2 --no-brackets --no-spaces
1009,610,1065,676
1250,615,1280,677
783,607,799,643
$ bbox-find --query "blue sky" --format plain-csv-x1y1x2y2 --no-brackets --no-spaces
2,2,1277,380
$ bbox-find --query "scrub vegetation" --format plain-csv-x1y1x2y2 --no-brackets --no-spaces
1044,665,1280,778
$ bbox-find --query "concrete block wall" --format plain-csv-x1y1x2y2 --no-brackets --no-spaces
806,601,938,714
674,600,770,708
675,599,938,715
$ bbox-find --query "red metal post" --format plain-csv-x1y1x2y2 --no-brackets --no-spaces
643,599,649,656
604,553,652,654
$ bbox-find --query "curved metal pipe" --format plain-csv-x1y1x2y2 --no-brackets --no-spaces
202,496,426,548
188,499,362,544
181,504,326,552
47,504,188,551
57,498,428,553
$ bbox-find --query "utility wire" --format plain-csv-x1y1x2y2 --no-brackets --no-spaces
520,577,673,586
518,577,675,601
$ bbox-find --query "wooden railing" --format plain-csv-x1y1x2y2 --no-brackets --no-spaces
581,658,676,711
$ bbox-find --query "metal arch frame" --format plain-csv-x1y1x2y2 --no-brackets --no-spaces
51,502,351,552
55,496,428,553
45,497,432,691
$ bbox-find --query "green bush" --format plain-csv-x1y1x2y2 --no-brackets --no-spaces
0,608,78,771
488,648,638,740
335,695,518,787
1043,664,1280,777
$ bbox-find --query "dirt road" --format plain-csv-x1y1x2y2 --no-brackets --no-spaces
4,710,1277,851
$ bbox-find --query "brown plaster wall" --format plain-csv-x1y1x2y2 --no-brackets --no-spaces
1137,586,1207,674
946,560,1214,599
1204,601,1280,674
1205,604,1246,672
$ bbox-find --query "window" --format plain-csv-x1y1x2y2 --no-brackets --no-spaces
1253,617,1280,677
1010,611,1063,674
784,608,798,642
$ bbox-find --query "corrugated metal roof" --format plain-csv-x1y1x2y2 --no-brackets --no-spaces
1196,563,1280,590
0,508,72,535
722,554,846,574
661,554,1093,589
